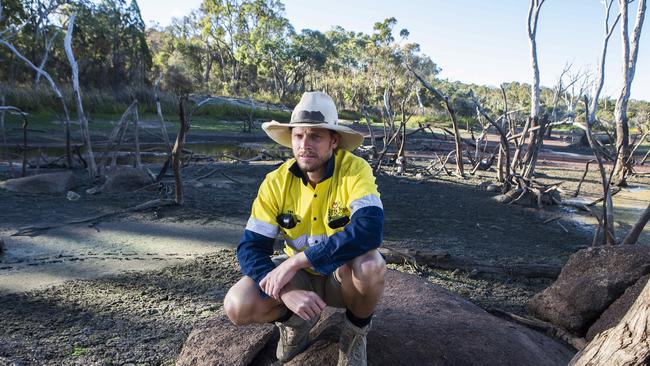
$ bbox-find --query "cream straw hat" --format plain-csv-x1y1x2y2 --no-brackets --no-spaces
262,92,364,151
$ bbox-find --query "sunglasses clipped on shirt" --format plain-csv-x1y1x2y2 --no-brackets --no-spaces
276,211,350,230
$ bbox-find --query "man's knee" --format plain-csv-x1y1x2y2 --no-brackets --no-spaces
350,250,386,294
224,283,257,326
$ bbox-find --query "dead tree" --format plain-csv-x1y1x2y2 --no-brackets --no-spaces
527,0,545,120
474,102,511,187
29,0,63,88
132,101,141,168
500,84,516,137
583,96,616,245
361,106,378,158
621,202,650,245
0,106,28,176
0,39,73,167
520,0,546,180
172,97,190,205
570,277,650,365
547,63,574,138
154,75,172,151
612,0,647,186
394,82,417,174
373,83,416,174
0,92,5,146
588,0,621,131
64,13,97,177
408,65,464,176
98,100,138,174
562,69,590,122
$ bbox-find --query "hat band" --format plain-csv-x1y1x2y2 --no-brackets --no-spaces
289,120,336,126
291,110,334,124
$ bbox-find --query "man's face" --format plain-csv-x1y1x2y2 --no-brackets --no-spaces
291,127,340,173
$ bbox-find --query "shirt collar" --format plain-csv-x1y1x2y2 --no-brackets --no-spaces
289,152,336,186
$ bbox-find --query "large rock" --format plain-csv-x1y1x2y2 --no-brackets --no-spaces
528,246,650,335
586,274,650,341
0,171,74,193
177,270,573,366
100,167,152,193
177,316,275,366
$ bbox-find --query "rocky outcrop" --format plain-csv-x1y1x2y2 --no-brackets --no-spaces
177,316,275,366
178,270,574,366
0,171,75,194
528,246,650,335
586,274,650,341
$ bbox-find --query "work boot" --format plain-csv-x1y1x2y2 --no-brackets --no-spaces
337,318,371,366
276,314,318,363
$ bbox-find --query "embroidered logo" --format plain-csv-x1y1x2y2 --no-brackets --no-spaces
328,201,349,219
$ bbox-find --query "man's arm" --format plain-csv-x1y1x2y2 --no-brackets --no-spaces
277,268,326,320
303,205,383,275
236,229,276,285
237,172,282,288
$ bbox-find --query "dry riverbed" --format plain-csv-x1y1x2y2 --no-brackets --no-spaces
0,154,648,364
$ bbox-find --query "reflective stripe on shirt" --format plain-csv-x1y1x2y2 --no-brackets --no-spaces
350,194,383,216
245,217,278,238
285,233,329,251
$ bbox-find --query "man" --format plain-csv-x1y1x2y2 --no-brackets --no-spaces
224,91,385,366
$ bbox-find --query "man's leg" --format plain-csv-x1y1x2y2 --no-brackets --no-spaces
224,276,286,325
224,271,319,363
335,249,386,366
337,249,386,317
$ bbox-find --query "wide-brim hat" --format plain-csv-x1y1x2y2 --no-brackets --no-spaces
262,92,364,151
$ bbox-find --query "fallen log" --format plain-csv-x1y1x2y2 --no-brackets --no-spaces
379,247,561,279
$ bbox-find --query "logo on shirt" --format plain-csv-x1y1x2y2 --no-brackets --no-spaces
328,201,349,219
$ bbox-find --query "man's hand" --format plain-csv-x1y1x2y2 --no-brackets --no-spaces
260,252,311,300
280,289,326,321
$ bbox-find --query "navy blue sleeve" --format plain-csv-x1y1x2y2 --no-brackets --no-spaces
303,206,384,275
236,229,276,284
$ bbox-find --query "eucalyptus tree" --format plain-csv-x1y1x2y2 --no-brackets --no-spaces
198,0,288,95
260,28,333,101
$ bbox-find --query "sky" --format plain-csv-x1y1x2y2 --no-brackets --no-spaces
138,0,650,102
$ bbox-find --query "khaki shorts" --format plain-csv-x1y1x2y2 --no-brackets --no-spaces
272,254,346,308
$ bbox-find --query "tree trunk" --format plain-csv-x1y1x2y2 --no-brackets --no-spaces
570,278,650,365
65,14,97,177
522,0,546,180
589,0,620,127
613,0,647,186
0,93,6,146
154,77,172,151
622,202,650,245
132,101,141,168
527,0,544,120
408,67,464,175
583,96,616,245
0,40,73,168
172,98,189,205
99,100,137,174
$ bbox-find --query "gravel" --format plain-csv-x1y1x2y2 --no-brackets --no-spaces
0,250,240,365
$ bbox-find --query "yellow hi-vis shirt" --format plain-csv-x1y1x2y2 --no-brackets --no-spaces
244,148,383,275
